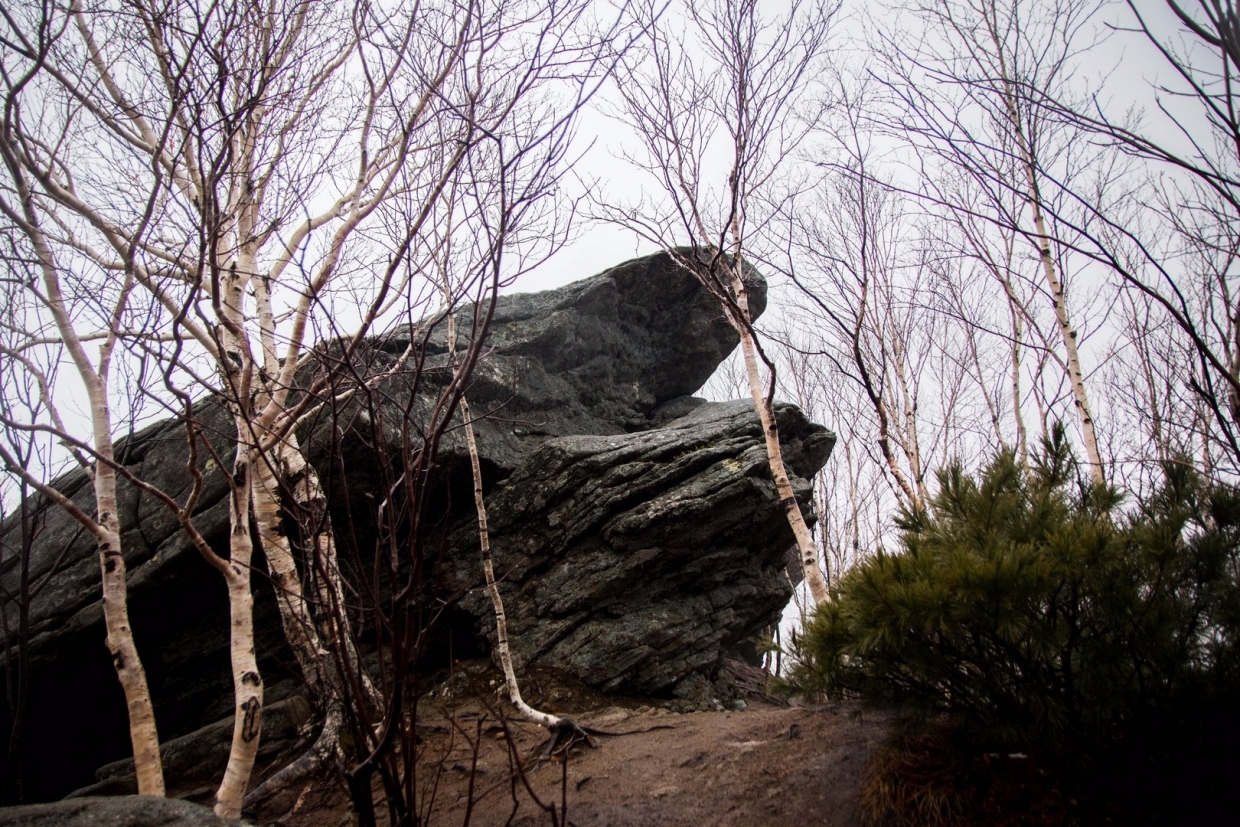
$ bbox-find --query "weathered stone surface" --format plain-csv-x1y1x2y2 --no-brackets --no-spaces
65,696,312,802
444,400,833,694
0,249,830,802
3,250,759,675
5,401,236,675
0,796,254,827
310,246,767,474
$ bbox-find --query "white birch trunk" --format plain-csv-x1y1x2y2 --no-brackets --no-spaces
461,394,561,729
94,457,165,796
1027,194,1105,485
243,705,343,809
987,21,1105,485
1001,274,1030,468
251,433,379,719
17,173,165,795
213,238,264,818
888,324,927,504
214,439,264,820
725,267,830,606
253,452,328,694
444,295,559,726
275,437,377,707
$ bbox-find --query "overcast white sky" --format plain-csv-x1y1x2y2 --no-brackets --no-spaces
514,0,1192,297
0,0,1207,506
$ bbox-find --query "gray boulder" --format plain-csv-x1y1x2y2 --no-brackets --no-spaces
0,249,830,802
310,245,766,472
445,400,832,694
0,796,254,827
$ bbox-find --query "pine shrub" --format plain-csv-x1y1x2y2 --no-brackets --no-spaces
786,429,1240,822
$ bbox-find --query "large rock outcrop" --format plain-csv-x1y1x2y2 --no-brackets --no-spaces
0,249,833,801
446,400,831,694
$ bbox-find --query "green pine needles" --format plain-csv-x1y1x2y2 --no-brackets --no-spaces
786,426,1240,762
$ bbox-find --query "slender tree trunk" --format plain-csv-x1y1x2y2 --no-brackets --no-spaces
83,365,163,795
874,393,920,505
215,437,263,820
1126,296,1169,462
441,284,563,729
1032,350,1053,444
11,162,165,795
888,324,926,503
92,354,162,798
213,248,263,819
461,394,560,727
253,453,328,695
1001,274,1030,468
245,431,382,810
846,445,862,566
1025,182,1104,484
963,218,1028,465
94,463,164,797
275,437,377,707
964,320,1008,453
1199,400,1215,478
986,18,1104,484
852,289,920,507
725,266,830,605
243,705,342,810
252,433,375,704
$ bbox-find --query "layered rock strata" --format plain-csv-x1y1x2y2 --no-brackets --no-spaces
0,249,834,800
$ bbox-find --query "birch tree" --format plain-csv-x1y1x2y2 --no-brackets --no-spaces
1,0,613,816
1030,0,1240,476
787,146,934,512
0,248,101,802
306,136,600,825
0,3,167,793
600,0,838,605
431,204,572,738
874,0,1112,485
251,5,615,821
774,340,886,586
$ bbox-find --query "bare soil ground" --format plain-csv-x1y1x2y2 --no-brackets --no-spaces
259,669,889,827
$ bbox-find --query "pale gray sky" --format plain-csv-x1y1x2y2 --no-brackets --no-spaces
515,0,1190,297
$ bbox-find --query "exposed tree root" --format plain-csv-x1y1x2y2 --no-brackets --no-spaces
242,706,342,811
536,718,598,758
534,719,679,760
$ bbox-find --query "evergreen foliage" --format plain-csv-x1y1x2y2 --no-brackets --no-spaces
785,428,1240,818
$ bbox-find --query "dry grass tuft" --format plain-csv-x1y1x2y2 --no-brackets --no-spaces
859,726,1079,827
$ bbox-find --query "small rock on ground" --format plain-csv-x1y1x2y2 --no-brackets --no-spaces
0,795,256,827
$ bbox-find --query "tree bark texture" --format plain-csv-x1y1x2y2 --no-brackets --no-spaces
985,15,1105,485
214,440,263,820
726,266,831,605
461,394,562,728
94,464,164,797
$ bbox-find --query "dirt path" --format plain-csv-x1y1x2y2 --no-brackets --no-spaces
270,701,888,827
